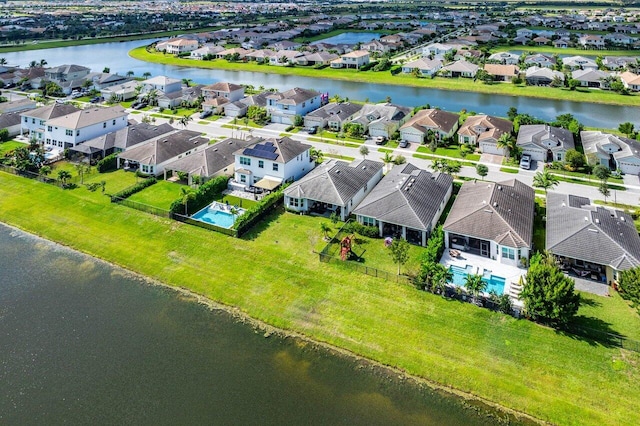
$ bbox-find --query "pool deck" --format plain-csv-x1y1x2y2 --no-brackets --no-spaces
440,251,526,304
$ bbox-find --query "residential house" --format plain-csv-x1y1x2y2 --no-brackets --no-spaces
620,71,640,91
0,98,36,114
513,35,531,45
232,137,314,190
190,44,224,60
268,40,301,51
354,163,453,247
156,85,202,109
269,50,304,66
69,122,175,160
524,53,556,68
487,52,520,65
458,115,513,154
483,64,520,82
141,76,182,95
87,72,131,90
516,124,575,162
42,105,129,149
362,40,390,54
443,179,535,267
553,39,569,49
266,87,322,125
165,38,199,55
0,111,25,137
330,50,370,69
533,36,552,46
349,103,411,139
581,130,640,175
245,49,277,63
546,192,640,285
100,81,140,101
579,34,606,49
399,109,460,143
525,66,564,86
571,69,611,88
401,58,442,76
303,102,363,131
224,92,271,118
295,52,339,67
44,64,90,83
117,129,209,176
422,42,463,59
202,82,245,103
563,55,598,70
603,56,637,70
163,138,254,184
604,33,634,46
284,158,384,221
440,60,479,78
20,103,80,142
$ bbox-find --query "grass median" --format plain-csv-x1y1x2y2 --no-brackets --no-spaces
1,171,639,426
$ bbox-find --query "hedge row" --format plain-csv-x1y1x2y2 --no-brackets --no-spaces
341,221,379,238
96,153,118,173
169,175,229,215
111,177,156,200
233,185,288,236
422,224,445,264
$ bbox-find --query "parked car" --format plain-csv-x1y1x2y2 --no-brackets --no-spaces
399,140,409,148
374,136,386,145
199,110,212,119
305,126,318,134
520,154,531,170
132,102,147,110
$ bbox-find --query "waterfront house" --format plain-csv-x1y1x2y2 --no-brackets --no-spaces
245,49,277,63
232,137,313,191
116,129,209,176
516,124,574,163
44,64,90,83
401,58,442,76
354,163,453,247
440,60,479,78
546,192,640,285
563,56,598,70
620,71,640,91
330,50,370,69
284,158,384,221
524,53,556,69
141,76,182,95
487,52,520,65
458,115,513,154
269,50,304,66
525,66,564,86
295,52,339,67
202,82,245,103
603,56,638,70
266,87,322,125
443,179,534,267
20,103,80,143
303,102,363,131
190,44,225,60
349,103,411,139
571,69,611,88
483,64,520,82
165,38,199,55
399,109,459,143
163,138,254,184
581,130,640,175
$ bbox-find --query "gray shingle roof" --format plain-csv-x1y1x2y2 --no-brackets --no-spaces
443,179,535,248
118,130,208,165
0,111,22,128
304,102,362,122
267,87,319,105
285,159,383,206
546,192,640,269
20,103,80,121
79,123,175,152
353,163,453,232
517,124,575,151
164,138,253,177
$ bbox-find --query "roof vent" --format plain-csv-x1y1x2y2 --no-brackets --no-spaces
498,186,502,190
621,217,625,222
584,216,589,221
335,169,340,174
595,218,600,224
588,228,599,233
493,202,498,207
362,166,366,170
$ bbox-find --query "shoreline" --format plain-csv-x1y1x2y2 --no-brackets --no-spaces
129,46,640,108
0,220,543,425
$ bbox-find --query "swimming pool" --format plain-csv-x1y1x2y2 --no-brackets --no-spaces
448,265,506,295
191,202,245,229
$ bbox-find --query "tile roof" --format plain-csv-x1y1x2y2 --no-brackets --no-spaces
400,109,459,134
458,115,513,141
443,179,535,248
353,163,453,232
546,192,640,269
285,159,383,206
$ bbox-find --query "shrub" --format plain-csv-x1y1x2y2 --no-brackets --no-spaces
342,221,379,238
168,175,229,214
111,177,156,200
0,128,9,142
422,225,445,264
233,184,288,235
96,153,118,173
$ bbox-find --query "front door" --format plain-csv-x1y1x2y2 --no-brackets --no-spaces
480,241,489,258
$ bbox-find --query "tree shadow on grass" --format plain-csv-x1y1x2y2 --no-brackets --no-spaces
238,206,286,241
556,315,626,349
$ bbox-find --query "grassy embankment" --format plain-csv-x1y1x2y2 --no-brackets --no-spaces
490,44,640,57
0,170,639,426
129,47,640,107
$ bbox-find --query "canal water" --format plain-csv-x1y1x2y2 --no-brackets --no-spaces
1,39,636,127
0,224,525,425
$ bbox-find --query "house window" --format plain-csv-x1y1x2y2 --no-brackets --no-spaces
103,122,107,128
65,129,73,136
272,163,279,172
112,120,116,125
47,126,52,131
76,130,80,136
32,118,35,124
24,117,28,123
39,120,45,126
362,216,377,226
258,160,264,168
501,247,515,260
290,198,300,207
557,153,562,161
240,157,251,166
240,175,246,183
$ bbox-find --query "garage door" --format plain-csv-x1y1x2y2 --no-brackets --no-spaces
480,142,505,155
400,131,423,143
523,148,545,162
619,161,640,175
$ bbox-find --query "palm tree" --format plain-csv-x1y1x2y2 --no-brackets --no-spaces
182,78,191,87
57,170,72,187
425,129,437,152
39,59,47,67
432,264,453,295
230,206,239,221
320,222,331,240
532,169,559,195
0,57,6,66
142,71,152,79
496,133,519,159
310,147,324,164
180,187,195,215
28,60,37,68
179,115,193,128
464,274,486,305
126,70,134,77
382,151,395,172
145,89,158,106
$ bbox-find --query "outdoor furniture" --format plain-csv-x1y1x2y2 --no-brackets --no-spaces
449,249,460,258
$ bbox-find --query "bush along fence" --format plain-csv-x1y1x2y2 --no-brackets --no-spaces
110,177,157,201
233,184,288,237
96,153,118,173
168,175,229,216
0,163,65,186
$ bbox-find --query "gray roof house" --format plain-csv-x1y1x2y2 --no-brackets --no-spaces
0,111,24,137
354,163,453,246
224,91,271,118
581,130,640,175
349,103,411,138
303,102,363,131
516,124,575,163
525,66,564,86
284,158,384,221
546,192,640,285
69,122,175,159
443,179,534,266
163,138,254,184
117,130,209,176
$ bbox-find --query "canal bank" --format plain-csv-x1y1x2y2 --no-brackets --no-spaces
0,171,638,426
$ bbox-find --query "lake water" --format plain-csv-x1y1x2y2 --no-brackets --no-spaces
311,32,381,45
0,224,525,424
1,39,638,127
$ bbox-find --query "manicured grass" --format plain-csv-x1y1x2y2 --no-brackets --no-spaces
324,153,355,161
130,47,640,107
576,292,640,342
0,140,26,156
554,175,626,191
533,197,546,254
378,148,393,153
490,44,640,58
1,171,640,426
500,167,519,174
415,145,481,161
317,130,364,144
412,153,475,167
214,194,258,210
127,180,184,210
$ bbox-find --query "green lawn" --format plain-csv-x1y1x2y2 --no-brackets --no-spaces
127,180,184,210
129,47,640,107
0,140,26,156
1,171,640,426
500,167,519,174
323,153,355,161
554,175,626,191
214,194,258,210
416,145,482,161
490,44,640,58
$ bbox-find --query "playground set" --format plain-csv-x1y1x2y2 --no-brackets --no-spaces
339,235,365,261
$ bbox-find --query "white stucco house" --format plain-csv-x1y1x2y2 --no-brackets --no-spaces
516,124,575,163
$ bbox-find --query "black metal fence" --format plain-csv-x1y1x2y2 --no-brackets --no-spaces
0,163,63,186
318,252,411,284
111,196,172,218
172,213,237,237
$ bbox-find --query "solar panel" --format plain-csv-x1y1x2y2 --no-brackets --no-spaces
243,148,279,161
254,142,276,152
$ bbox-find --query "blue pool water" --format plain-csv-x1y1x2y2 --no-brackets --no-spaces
191,204,244,229
449,265,506,295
